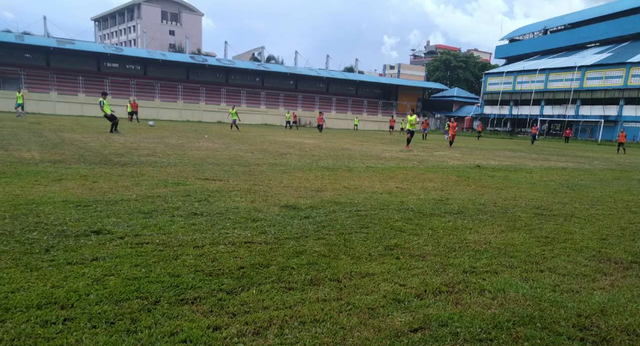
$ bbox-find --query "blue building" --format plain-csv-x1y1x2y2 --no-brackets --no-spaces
481,0,640,142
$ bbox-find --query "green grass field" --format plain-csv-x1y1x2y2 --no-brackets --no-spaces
1,113,639,345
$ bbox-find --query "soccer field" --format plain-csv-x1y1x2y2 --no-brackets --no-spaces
1,113,639,345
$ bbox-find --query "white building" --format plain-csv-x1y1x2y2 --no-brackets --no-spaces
91,0,204,52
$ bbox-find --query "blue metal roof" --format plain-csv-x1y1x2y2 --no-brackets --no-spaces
436,105,481,117
431,87,479,102
0,32,448,91
501,0,640,40
495,13,640,60
490,39,640,73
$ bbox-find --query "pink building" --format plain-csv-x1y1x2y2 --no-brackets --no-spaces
92,0,204,53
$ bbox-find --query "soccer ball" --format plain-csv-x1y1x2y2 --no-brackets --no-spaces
148,121,155,127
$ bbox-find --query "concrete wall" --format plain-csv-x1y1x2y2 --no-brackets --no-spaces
140,1,203,52
0,91,391,131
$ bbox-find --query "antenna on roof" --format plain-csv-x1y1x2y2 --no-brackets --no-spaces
325,55,330,70
43,15,50,38
224,41,229,59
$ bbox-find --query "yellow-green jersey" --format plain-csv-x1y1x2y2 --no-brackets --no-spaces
406,114,418,130
229,109,238,119
354,118,359,125
16,92,24,104
285,112,292,121
127,103,133,112
401,119,406,128
99,98,111,114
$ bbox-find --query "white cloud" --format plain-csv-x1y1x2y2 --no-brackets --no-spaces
407,29,424,48
381,34,400,61
203,16,215,30
2,11,15,19
416,0,612,53
428,32,446,45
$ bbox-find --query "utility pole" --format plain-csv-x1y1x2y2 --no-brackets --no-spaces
43,16,50,38
260,46,266,63
143,30,147,49
355,58,360,73
186,36,190,53
325,55,330,70
224,41,229,59
294,51,299,67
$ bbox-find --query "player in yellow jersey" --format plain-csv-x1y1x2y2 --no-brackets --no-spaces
99,91,120,134
15,87,25,118
227,105,241,131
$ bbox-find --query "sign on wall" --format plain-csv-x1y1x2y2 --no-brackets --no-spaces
515,74,546,90
628,67,640,86
584,68,626,88
486,76,514,92
548,71,582,89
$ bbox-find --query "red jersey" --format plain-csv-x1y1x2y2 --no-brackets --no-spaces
293,113,298,122
532,126,539,135
564,129,572,137
449,122,458,135
317,115,324,124
618,132,627,143
477,123,483,131
421,120,429,130
389,118,396,126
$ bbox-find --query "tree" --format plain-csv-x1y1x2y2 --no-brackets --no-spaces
343,65,356,73
20,31,33,35
426,50,498,96
265,54,284,65
190,48,216,57
343,65,365,74
169,43,186,53
1,29,13,33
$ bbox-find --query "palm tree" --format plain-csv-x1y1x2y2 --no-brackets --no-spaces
1,29,13,33
190,48,216,57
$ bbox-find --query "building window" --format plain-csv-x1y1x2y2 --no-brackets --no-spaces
128,27,132,34
120,29,123,36
133,39,137,47
169,43,176,51
161,11,168,23
170,12,179,24
169,30,175,36
132,25,136,33
127,11,134,22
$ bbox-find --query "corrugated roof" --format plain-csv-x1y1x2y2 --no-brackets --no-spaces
502,0,640,40
489,40,640,73
0,32,448,91
436,105,481,117
431,87,479,102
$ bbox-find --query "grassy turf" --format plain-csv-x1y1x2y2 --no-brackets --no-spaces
1,113,639,345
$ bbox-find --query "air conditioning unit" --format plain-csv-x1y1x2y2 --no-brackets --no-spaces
171,22,176,25
162,20,167,24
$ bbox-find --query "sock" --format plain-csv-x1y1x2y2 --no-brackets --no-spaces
406,138,412,146
114,121,119,131
110,122,116,133
449,140,453,147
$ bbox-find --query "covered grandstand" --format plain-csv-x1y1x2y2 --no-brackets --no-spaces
0,31,447,120
481,0,640,142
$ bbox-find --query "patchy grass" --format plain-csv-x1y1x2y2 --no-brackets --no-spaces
1,113,639,345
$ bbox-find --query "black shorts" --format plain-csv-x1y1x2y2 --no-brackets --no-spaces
292,121,297,124
618,142,626,147
531,134,537,140
407,130,415,138
478,131,482,135
317,124,324,130
389,126,395,130
104,113,118,123
128,111,138,116
286,121,291,125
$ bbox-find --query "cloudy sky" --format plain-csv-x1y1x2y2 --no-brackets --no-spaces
0,0,614,70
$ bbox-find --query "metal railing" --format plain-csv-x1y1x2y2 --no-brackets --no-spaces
0,67,400,116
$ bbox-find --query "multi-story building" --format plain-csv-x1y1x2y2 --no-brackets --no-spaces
91,0,204,52
410,40,461,67
481,0,640,141
382,63,426,81
466,49,492,63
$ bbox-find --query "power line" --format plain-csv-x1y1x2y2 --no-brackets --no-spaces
47,19,75,39
0,17,17,31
